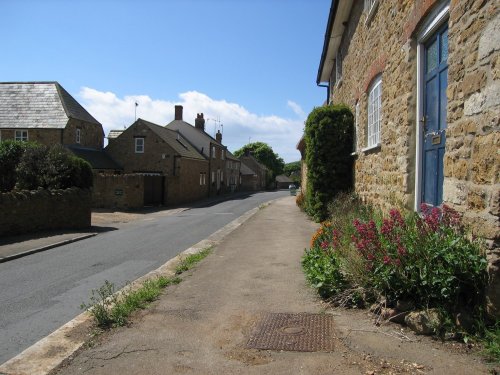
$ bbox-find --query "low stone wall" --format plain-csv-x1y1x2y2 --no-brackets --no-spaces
0,188,91,237
92,174,144,210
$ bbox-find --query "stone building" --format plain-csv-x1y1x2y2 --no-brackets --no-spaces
225,151,242,193
0,82,104,149
106,118,209,206
239,152,268,190
166,106,236,196
240,162,259,191
316,0,499,315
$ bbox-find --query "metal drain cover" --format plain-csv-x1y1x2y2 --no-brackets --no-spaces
247,313,335,352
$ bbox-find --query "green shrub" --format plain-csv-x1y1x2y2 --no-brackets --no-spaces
15,144,49,190
0,140,31,192
304,105,354,221
4,142,93,191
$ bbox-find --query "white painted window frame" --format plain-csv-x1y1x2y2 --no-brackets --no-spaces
211,146,216,159
414,1,450,212
366,76,382,149
135,137,144,153
76,128,81,144
364,0,379,25
15,129,28,142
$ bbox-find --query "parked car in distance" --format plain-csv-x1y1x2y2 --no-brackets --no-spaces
289,184,297,196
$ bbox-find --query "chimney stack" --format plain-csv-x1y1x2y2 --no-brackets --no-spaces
175,105,183,121
195,113,205,131
215,130,222,143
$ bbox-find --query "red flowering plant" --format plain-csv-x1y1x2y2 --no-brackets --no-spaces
350,204,487,311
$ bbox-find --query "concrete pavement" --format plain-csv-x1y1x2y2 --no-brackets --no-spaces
1,197,492,375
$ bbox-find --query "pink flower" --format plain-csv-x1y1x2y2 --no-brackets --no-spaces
320,241,329,250
383,255,391,265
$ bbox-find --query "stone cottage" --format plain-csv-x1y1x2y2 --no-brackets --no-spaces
0,81,120,172
0,82,104,149
239,151,268,190
106,118,209,206
316,0,499,314
165,106,237,196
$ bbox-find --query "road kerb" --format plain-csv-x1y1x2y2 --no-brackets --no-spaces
0,203,266,375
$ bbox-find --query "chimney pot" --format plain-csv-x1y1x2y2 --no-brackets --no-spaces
175,105,183,121
195,113,205,131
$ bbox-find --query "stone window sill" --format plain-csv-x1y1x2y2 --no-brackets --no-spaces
362,143,381,153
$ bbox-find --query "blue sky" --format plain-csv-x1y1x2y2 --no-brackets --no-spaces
1,0,330,162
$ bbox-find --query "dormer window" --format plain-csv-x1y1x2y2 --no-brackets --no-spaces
76,129,81,144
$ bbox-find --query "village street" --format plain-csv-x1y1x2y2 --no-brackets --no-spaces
0,191,288,365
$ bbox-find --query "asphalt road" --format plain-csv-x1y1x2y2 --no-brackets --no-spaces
0,191,288,364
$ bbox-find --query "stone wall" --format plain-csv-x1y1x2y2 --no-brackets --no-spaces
0,119,104,150
0,188,91,236
330,0,418,211
92,174,145,210
444,1,499,316
167,158,209,205
326,0,499,315
0,128,63,145
63,119,104,149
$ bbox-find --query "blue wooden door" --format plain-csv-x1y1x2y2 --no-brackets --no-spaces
422,24,448,207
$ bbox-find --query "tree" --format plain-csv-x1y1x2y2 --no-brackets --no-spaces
233,142,285,179
284,161,301,185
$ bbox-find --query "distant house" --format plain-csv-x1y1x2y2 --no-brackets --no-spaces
165,105,238,196
239,151,268,190
275,174,293,189
0,82,104,149
0,81,121,172
105,118,208,206
239,162,259,191
225,151,241,193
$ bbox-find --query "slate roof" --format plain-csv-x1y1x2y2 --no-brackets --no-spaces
67,146,123,170
0,82,101,129
275,174,293,183
165,119,223,146
240,162,257,176
226,150,239,161
136,119,206,161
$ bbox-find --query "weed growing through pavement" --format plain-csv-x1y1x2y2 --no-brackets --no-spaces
175,247,212,275
81,276,181,328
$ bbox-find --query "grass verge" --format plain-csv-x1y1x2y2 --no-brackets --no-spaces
175,247,212,275
81,276,181,328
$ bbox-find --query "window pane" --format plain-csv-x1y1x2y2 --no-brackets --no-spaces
426,39,438,73
440,29,448,63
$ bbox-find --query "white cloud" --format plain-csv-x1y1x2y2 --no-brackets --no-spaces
78,88,304,163
287,100,305,118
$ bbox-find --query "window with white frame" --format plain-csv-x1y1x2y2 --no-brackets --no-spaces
135,137,144,153
200,172,207,185
15,130,28,142
367,76,382,148
211,171,215,183
211,146,216,159
336,51,343,83
364,0,379,24
354,101,360,152
76,129,81,144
